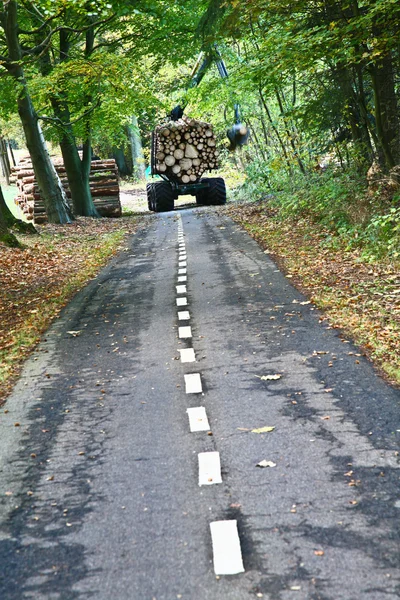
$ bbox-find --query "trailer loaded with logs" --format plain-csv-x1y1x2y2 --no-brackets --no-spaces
148,116,226,212
11,157,122,223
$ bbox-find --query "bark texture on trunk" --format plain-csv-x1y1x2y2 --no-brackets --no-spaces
0,186,20,247
370,54,400,170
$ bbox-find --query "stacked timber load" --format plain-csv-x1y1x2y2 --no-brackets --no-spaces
11,157,121,223
153,116,219,184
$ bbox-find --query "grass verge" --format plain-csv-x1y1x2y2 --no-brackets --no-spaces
223,202,400,386
0,216,143,403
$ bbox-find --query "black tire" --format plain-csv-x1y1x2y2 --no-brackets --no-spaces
195,186,208,205
153,181,174,212
197,177,226,206
146,183,156,211
207,177,227,205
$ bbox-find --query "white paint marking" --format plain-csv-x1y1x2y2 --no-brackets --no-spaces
179,254,187,260
176,297,188,306
179,348,196,363
179,261,187,268
184,373,202,394
198,452,222,486
178,326,192,339
178,276,187,283
178,310,190,320
178,268,187,275
176,285,187,294
187,407,210,432
210,521,245,575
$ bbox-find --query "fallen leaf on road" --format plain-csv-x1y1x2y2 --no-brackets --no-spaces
256,374,282,381
67,331,81,337
256,460,277,468
237,427,251,431
321,415,330,420
314,550,324,556
252,426,275,434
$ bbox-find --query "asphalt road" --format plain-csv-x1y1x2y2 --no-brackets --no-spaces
0,207,399,600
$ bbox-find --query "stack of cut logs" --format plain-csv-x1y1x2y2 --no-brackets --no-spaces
11,156,121,223
154,116,219,184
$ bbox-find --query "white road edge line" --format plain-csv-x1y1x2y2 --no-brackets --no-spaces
187,406,210,432
184,373,202,394
198,452,222,486
210,520,245,575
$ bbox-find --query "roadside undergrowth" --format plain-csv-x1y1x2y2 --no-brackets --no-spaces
223,202,400,386
0,216,142,403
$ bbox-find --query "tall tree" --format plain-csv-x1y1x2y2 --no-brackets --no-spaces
0,1,73,223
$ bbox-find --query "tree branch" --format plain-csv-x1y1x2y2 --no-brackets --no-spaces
38,99,101,128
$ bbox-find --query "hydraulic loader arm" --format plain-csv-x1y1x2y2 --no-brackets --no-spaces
170,47,249,150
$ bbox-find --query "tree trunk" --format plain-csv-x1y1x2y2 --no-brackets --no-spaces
44,31,99,218
370,53,400,170
129,116,146,180
51,97,99,217
0,186,21,247
258,86,292,172
3,1,73,224
113,146,132,177
0,137,11,185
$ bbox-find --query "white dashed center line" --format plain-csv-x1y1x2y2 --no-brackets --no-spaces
178,268,187,275
184,373,203,393
178,326,192,339
210,521,245,575
176,297,188,306
178,311,190,320
179,261,187,267
178,276,187,282
198,452,222,486
176,285,187,294
179,348,196,363
187,406,210,432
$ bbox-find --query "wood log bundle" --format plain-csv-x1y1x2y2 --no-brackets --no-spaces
10,157,122,223
153,116,219,184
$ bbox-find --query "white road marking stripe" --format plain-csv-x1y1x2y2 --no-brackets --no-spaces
187,407,210,431
178,310,190,320
178,326,192,339
184,373,202,394
178,268,187,275
198,452,222,486
179,254,187,259
176,285,187,294
179,261,187,268
176,297,188,306
179,348,196,363
178,276,187,282
210,521,245,575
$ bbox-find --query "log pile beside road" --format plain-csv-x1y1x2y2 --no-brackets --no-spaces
153,116,219,184
11,157,121,223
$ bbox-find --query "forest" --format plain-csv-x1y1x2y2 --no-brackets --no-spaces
0,0,399,389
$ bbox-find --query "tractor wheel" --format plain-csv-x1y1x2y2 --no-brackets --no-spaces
197,178,226,206
207,177,227,205
195,186,208,205
153,181,174,212
146,183,156,211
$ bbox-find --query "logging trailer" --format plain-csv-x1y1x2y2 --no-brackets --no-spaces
147,48,249,212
